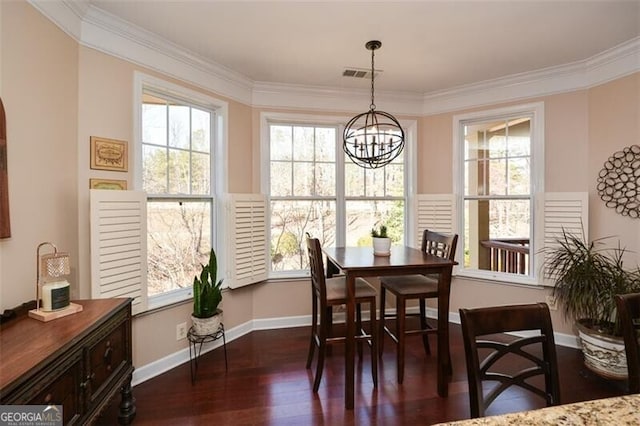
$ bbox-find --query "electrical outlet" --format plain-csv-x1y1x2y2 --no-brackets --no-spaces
176,322,188,340
545,295,558,311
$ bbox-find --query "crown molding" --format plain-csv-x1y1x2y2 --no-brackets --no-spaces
421,37,640,115
252,81,423,115
28,1,640,116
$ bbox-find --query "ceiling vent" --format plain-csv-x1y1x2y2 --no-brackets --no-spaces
342,68,381,79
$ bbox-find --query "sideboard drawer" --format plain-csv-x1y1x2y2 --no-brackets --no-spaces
28,353,83,425
87,313,128,405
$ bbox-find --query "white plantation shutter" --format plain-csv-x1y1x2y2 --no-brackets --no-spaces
226,194,268,289
415,194,455,248
542,192,589,283
90,190,147,314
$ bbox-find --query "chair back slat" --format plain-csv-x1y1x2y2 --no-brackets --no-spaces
421,229,458,261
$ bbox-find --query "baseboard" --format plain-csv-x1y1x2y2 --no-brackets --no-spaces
132,307,579,385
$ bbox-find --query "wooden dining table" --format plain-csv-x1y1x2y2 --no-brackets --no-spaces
322,245,457,409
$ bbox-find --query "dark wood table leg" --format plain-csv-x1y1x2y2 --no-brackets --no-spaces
437,266,453,397
345,273,356,409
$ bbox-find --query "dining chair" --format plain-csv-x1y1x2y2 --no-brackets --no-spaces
378,229,458,384
615,293,640,394
305,235,378,392
459,302,561,418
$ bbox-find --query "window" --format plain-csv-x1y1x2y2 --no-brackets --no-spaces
264,114,412,276
138,76,227,306
454,103,544,284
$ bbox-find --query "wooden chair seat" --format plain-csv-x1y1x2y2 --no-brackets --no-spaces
379,274,438,296
325,277,377,302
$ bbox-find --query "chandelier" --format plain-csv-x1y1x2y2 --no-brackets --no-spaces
343,40,405,169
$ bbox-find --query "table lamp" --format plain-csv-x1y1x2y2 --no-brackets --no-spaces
29,242,83,321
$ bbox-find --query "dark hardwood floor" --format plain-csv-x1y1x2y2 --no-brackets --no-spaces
98,321,628,425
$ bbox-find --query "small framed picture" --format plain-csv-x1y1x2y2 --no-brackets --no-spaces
90,178,127,190
90,136,128,172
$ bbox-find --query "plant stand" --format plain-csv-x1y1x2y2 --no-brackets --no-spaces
187,323,228,384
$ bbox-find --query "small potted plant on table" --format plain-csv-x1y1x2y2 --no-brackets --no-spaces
371,224,391,256
191,248,223,335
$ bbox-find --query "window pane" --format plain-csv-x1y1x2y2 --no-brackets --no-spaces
463,199,530,274
147,200,211,296
168,148,190,194
488,159,507,195
192,109,210,153
192,152,210,195
488,131,507,158
316,128,335,161
316,163,335,196
142,104,167,146
386,164,404,196
345,200,404,246
508,158,530,195
365,168,386,197
293,126,314,161
271,161,292,196
293,162,313,196
270,200,336,271
345,163,365,196
169,105,190,149
143,145,167,193
271,125,292,161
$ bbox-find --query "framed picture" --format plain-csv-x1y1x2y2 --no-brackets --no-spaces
90,136,128,172
90,178,127,190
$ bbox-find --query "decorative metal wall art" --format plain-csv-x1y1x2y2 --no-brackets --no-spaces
597,144,640,218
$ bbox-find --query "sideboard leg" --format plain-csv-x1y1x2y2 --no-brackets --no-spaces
118,374,136,425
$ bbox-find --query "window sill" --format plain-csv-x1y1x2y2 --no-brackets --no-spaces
454,269,550,289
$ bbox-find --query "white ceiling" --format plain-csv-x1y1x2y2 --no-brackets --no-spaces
85,0,640,96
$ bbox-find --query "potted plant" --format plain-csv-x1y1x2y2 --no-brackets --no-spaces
371,224,391,256
545,230,640,379
191,248,224,335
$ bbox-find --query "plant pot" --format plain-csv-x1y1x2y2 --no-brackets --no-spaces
372,237,391,256
191,309,223,336
576,319,627,380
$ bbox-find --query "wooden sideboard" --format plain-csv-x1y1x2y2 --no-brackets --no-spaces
0,298,136,425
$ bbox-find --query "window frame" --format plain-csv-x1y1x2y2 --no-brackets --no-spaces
133,72,228,309
452,102,545,286
261,111,417,279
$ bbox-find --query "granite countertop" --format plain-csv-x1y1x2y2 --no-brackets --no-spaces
433,394,640,425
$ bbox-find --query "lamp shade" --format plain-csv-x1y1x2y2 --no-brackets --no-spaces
40,251,71,280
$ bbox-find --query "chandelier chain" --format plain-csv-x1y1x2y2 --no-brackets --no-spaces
370,47,376,111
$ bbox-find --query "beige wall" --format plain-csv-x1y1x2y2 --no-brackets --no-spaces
2,2,639,369
1,1,79,309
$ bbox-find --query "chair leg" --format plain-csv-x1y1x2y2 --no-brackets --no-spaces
369,298,378,388
314,308,328,392
419,298,432,355
326,306,333,356
379,287,386,358
306,294,318,369
397,296,406,384
357,303,363,360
